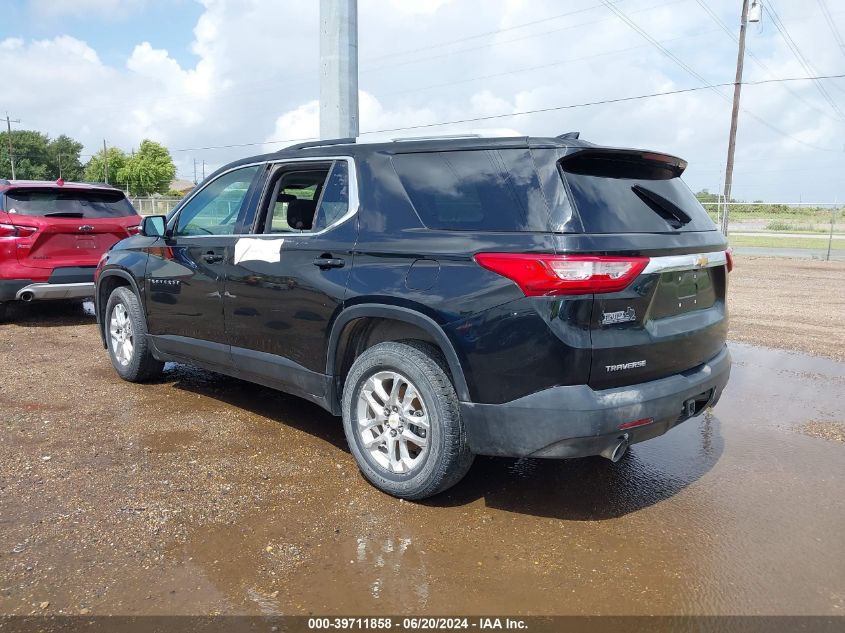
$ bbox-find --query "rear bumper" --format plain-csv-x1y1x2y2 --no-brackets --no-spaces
460,345,731,458
0,280,94,302
0,267,96,302
17,282,95,301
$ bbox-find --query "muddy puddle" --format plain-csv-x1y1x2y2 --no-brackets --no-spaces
1,314,843,615
146,343,845,614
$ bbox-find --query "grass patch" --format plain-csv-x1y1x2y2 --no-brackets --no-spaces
764,221,828,233
765,221,794,231
729,234,845,250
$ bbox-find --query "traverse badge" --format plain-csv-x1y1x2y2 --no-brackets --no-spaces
601,307,636,325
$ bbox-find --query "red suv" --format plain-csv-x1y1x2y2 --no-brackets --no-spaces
0,179,141,320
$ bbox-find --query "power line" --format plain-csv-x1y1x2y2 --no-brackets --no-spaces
171,73,845,153
817,0,845,59
364,0,687,75
764,1,845,120
362,1,622,64
598,0,843,152
381,28,721,98
693,0,843,123
360,75,845,144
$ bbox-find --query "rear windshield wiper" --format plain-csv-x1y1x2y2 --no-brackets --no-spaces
43,211,85,218
631,184,691,229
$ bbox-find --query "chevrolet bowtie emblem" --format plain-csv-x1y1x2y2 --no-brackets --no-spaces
696,255,710,267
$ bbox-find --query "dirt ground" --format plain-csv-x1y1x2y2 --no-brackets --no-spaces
727,256,845,360
0,255,843,616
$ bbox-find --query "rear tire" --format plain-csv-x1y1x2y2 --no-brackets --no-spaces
105,286,164,382
342,340,474,500
0,303,7,322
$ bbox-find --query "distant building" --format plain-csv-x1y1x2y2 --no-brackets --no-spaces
169,179,195,195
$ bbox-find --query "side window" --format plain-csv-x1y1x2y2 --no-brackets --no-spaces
259,161,350,234
312,161,350,232
392,150,550,232
263,168,329,233
175,165,259,236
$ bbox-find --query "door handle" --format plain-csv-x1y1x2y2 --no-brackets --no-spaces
313,256,345,269
203,251,224,264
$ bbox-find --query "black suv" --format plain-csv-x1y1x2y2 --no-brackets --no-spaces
95,134,731,499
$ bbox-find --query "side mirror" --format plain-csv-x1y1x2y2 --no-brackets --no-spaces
141,215,166,237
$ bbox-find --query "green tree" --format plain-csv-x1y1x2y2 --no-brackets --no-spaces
84,147,128,184
47,135,84,181
695,189,721,204
0,130,51,180
115,139,176,196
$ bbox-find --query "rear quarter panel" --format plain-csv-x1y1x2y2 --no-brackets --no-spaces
346,152,595,404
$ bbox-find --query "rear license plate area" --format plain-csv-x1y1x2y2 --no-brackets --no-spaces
651,268,717,318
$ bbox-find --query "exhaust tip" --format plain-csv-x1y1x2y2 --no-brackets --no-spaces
19,291,34,303
601,435,629,463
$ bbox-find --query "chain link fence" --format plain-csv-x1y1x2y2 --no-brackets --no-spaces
129,197,183,216
701,201,844,261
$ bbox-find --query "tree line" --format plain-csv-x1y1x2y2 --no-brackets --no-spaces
0,130,179,197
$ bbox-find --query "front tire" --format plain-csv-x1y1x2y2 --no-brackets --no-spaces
105,286,164,382
342,341,474,500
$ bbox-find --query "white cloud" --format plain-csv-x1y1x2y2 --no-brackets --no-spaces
3,0,844,198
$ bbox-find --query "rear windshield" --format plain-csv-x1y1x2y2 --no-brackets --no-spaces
3,188,137,219
561,153,715,233
392,149,551,232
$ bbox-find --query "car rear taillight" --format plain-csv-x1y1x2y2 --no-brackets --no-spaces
725,248,734,273
126,224,142,236
473,253,649,296
0,223,37,238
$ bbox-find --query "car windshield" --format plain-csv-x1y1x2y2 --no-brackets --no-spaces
4,188,137,218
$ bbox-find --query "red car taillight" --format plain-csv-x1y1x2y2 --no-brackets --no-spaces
0,223,37,238
473,253,649,296
126,224,142,236
725,248,734,273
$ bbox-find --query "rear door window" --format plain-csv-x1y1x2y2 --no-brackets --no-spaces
392,149,551,232
561,153,716,233
4,188,136,218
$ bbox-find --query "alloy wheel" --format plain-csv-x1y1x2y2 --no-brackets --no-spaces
109,303,134,367
356,370,430,474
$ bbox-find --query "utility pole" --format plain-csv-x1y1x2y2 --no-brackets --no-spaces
193,158,197,185
57,153,62,179
103,139,109,184
4,112,20,180
319,0,359,139
721,0,760,236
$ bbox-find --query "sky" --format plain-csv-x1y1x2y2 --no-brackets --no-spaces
1,0,844,201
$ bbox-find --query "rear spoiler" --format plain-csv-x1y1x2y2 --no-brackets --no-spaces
560,148,688,178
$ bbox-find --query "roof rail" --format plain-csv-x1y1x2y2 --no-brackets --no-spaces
557,131,580,139
285,137,356,151
391,134,482,142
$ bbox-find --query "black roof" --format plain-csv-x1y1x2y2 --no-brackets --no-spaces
209,134,686,182
218,135,595,174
